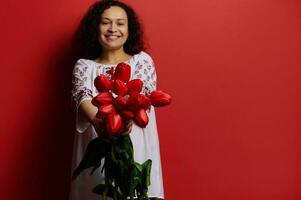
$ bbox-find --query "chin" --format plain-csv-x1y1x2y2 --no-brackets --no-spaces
104,45,125,51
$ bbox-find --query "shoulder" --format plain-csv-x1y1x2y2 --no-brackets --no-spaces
73,58,94,74
74,58,96,68
137,51,155,66
75,58,94,66
138,51,153,60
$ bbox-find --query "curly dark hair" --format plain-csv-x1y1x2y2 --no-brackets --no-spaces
72,0,147,60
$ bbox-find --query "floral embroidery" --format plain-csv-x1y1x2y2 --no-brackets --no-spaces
136,61,143,70
105,67,114,77
73,87,93,107
71,61,93,109
133,53,157,95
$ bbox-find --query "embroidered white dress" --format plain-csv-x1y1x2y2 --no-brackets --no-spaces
69,51,164,200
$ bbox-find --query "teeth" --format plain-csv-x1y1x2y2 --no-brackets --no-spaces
106,35,119,38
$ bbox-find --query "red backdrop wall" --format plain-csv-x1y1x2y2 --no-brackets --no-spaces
0,0,300,199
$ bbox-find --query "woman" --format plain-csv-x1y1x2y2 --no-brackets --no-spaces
70,0,164,199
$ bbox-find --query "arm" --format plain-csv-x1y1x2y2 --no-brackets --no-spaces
72,59,133,138
140,51,157,95
78,99,98,125
78,99,106,138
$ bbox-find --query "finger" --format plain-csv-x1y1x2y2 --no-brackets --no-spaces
127,123,133,132
121,129,131,136
123,132,130,136
126,121,133,129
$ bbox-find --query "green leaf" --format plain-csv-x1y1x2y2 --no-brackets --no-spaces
127,163,142,197
134,162,143,173
75,135,152,199
141,159,152,188
72,138,108,181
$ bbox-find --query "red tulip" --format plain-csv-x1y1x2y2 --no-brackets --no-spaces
94,74,112,92
134,109,149,128
140,95,151,110
97,104,116,117
126,93,142,112
114,63,131,83
127,93,152,112
113,96,127,111
127,79,143,95
120,110,134,121
92,92,113,107
106,113,124,134
112,79,128,96
149,90,172,107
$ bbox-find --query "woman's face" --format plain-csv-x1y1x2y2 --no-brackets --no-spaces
98,6,129,51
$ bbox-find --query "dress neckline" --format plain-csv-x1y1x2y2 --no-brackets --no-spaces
92,55,134,66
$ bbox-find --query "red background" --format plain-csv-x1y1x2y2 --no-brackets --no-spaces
0,0,300,199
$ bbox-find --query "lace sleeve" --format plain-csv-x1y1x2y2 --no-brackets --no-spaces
71,59,93,133
137,51,157,95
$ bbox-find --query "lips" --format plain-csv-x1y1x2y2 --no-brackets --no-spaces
105,35,121,40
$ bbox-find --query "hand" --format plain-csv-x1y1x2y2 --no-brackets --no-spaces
90,116,115,142
121,120,133,136
91,116,133,142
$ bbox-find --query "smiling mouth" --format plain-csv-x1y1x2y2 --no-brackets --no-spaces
105,35,121,39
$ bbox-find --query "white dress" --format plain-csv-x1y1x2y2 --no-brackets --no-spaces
69,51,164,200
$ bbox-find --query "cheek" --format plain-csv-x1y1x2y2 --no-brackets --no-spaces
120,24,128,33
122,28,129,37
99,27,106,34
99,24,108,32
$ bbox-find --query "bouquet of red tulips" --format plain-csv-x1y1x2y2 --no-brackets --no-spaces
72,63,171,200
92,62,171,135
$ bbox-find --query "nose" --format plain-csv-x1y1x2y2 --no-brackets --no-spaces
108,23,117,32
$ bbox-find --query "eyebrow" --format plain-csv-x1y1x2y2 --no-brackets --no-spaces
102,17,126,21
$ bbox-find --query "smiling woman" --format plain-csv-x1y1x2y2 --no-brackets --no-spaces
69,1,164,200
97,6,129,55
72,0,145,61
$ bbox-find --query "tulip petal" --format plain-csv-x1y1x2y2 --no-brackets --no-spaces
114,63,131,83
94,74,112,92
120,110,134,121
134,109,149,128
112,79,128,96
149,90,172,107
106,113,124,134
126,93,142,112
113,96,127,111
140,94,151,110
92,92,113,107
97,104,116,117
127,93,151,112
127,79,143,95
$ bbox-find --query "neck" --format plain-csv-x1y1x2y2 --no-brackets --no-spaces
98,48,130,64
